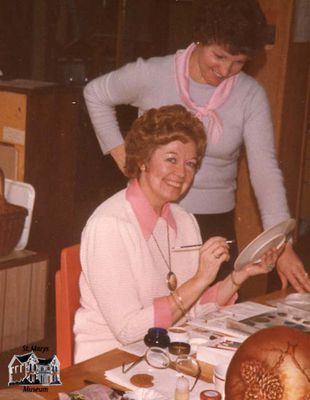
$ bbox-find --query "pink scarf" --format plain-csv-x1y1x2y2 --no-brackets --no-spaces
175,43,238,143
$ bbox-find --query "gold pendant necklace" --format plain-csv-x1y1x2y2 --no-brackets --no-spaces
152,223,177,292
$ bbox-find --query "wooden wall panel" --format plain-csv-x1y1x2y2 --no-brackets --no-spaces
0,80,82,268
235,0,310,298
28,260,48,343
0,92,27,180
2,264,32,351
279,43,310,221
0,270,6,349
0,252,48,352
236,0,295,252
301,185,310,217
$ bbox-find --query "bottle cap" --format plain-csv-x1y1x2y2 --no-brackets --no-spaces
168,341,191,355
200,389,222,400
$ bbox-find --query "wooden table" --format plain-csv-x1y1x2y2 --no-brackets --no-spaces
13,288,294,399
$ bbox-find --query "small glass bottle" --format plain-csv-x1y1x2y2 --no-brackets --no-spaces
175,375,190,400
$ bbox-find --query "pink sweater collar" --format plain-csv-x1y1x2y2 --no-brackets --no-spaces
175,42,239,143
126,179,177,240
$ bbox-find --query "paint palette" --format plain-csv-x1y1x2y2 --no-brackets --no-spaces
226,309,310,335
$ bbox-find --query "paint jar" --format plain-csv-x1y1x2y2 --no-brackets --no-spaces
144,327,170,348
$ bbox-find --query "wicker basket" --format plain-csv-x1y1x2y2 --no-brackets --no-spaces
0,169,28,257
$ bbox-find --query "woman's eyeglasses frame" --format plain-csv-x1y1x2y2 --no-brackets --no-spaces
121,347,201,392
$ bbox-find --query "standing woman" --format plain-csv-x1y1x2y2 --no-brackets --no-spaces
83,0,310,292
74,105,280,363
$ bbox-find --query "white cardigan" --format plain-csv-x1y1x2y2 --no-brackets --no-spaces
74,188,229,363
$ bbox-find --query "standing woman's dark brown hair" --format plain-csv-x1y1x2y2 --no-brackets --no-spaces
193,0,268,56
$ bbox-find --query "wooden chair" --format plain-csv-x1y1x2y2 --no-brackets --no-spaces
55,244,81,369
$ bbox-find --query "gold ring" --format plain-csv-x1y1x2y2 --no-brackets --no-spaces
267,264,274,270
305,272,309,278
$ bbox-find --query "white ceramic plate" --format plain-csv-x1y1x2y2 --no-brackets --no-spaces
234,218,296,271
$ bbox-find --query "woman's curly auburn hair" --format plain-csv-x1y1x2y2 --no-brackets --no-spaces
193,0,268,56
125,105,207,178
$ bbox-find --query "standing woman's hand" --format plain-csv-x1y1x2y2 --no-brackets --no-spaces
197,236,230,285
276,242,310,292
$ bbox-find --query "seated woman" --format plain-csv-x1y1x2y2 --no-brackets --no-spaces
74,105,280,363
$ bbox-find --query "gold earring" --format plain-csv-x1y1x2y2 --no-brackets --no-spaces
140,165,146,171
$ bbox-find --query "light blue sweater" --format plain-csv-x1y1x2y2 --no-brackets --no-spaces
83,52,290,229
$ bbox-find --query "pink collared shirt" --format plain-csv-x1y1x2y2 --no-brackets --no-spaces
126,178,177,240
